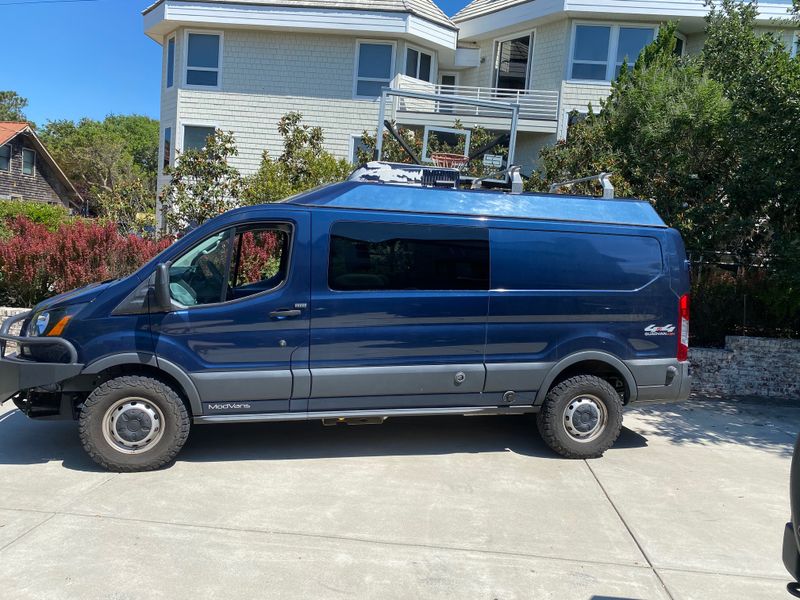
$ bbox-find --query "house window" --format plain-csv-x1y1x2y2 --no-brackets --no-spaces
0,145,9,171
183,126,216,151
350,135,370,164
405,47,433,82
495,34,532,90
355,41,394,98
570,24,655,81
163,127,172,169
674,33,686,57
328,222,489,292
422,126,471,163
22,149,35,176
166,36,176,88
186,32,221,87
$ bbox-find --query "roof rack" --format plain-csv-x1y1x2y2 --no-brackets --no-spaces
549,173,615,199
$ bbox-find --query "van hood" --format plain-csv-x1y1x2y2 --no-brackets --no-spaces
34,280,117,312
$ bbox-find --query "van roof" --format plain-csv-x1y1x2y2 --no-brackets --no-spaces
285,181,667,228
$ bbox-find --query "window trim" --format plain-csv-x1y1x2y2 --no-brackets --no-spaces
492,30,536,90
162,126,173,171
403,43,436,83
349,133,369,165
326,220,490,293
674,31,687,58
166,35,176,89
0,144,10,172
568,21,658,83
421,126,471,163
21,148,36,177
792,32,799,59
353,39,397,100
168,220,295,310
183,29,224,90
180,122,218,153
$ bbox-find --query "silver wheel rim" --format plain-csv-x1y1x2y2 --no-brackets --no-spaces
101,397,166,455
563,394,608,443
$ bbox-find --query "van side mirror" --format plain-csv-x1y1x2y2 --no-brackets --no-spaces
153,263,173,313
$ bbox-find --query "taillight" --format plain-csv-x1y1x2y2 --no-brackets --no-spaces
677,294,690,361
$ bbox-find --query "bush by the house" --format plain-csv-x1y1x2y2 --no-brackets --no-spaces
0,199,73,237
0,217,172,307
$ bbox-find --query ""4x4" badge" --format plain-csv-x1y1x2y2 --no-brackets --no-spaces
644,324,677,336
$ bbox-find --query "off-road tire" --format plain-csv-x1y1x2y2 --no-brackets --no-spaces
536,375,623,459
79,375,190,472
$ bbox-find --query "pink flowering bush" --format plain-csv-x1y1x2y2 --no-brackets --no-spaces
0,217,172,307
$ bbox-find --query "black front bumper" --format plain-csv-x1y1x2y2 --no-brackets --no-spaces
0,311,83,406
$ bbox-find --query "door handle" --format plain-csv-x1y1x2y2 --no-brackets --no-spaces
270,309,302,319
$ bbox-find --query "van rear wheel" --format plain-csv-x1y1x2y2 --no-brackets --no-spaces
79,375,190,472
537,375,623,459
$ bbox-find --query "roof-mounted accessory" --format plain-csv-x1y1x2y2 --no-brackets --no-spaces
549,173,615,199
349,162,461,189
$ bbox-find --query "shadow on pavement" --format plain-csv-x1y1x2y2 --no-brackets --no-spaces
628,397,800,456
0,409,628,469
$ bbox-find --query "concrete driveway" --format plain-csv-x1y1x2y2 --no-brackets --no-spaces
0,396,795,600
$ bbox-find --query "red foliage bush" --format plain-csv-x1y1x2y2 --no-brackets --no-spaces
0,217,172,307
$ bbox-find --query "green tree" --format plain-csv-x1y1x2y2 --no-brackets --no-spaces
163,129,243,230
0,91,29,123
39,115,159,223
242,112,352,205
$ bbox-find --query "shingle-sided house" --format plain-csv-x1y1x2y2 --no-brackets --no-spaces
143,0,798,181
0,122,83,211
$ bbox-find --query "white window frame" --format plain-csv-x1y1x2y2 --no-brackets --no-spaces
183,29,224,90
568,21,658,83
403,43,437,83
166,35,176,89
792,32,799,59
161,126,173,170
353,39,396,100
349,134,370,164
0,144,10,172
421,126,471,163
674,31,687,57
493,30,536,90
179,122,218,153
21,148,35,177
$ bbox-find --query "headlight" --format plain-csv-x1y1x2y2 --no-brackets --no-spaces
27,305,85,337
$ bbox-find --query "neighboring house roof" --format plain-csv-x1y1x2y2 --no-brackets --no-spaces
0,122,84,210
0,122,29,147
452,0,528,22
143,0,456,29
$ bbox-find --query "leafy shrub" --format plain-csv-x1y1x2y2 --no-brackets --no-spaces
0,217,172,307
0,200,73,236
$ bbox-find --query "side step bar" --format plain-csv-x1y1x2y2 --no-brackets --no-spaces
193,405,537,425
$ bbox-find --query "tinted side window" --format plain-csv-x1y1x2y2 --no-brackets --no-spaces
491,229,663,291
329,222,489,291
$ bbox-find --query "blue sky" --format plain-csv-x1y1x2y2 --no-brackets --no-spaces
1,0,472,126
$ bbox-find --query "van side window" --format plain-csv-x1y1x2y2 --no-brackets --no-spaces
168,223,291,307
329,222,489,291
491,229,663,291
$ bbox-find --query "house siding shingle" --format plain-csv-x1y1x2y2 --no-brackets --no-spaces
0,137,72,207
169,29,404,175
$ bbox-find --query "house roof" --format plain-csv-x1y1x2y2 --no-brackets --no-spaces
0,122,84,211
0,122,29,147
452,0,529,22
143,0,456,29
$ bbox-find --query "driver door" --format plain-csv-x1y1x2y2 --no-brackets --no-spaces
150,213,311,416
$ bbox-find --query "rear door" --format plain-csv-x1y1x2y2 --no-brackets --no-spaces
308,212,491,411
151,211,311,416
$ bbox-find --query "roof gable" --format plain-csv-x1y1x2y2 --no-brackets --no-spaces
0,122,83,210
144,0,456,29
453,0,529,22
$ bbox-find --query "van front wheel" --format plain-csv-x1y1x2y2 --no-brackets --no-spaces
537,375,623,459
79,376,190,472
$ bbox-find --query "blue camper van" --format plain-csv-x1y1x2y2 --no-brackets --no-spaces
0,164,691,471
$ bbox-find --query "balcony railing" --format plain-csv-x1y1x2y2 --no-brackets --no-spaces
391,74,560,123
